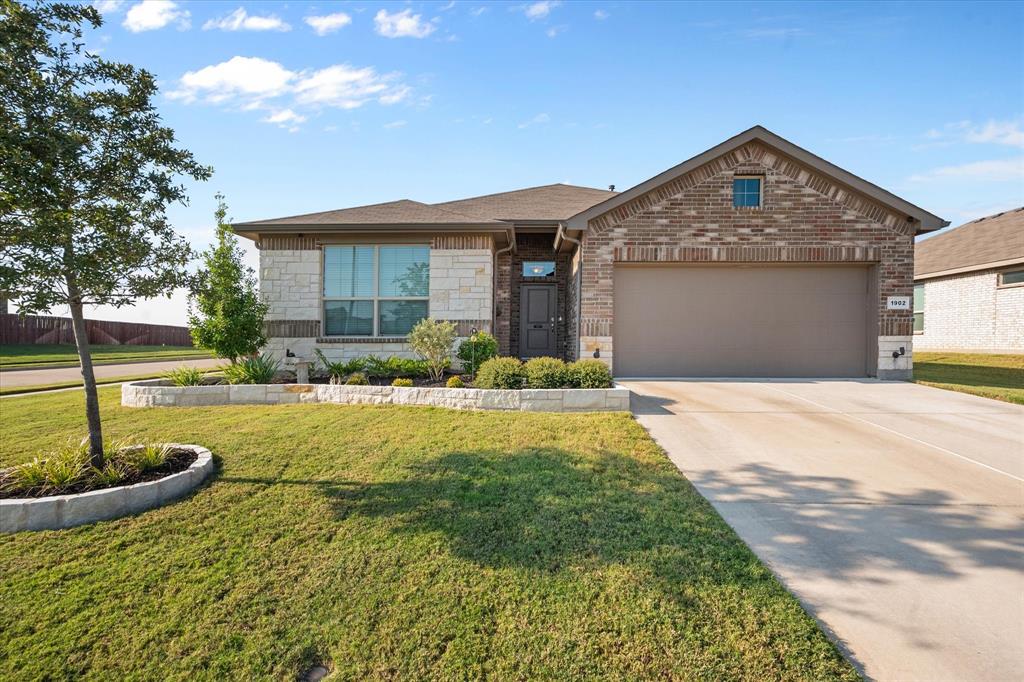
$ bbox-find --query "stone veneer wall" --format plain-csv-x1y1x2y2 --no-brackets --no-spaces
915,270,1024,352
578,140,917,379
122,380,630,412
258,234,494,365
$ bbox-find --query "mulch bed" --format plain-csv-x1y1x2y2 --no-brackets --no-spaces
0,447,198,500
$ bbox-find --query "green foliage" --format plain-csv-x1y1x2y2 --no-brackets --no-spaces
91,461,130,487
221,354,279,385
446,375,465,389
474,357,527,390
0,1,211,465
364,355,431,379
391,378,414,387
121,443,172,472
314,350,364,383
345,372,369,385
525,357,568,389
188,194,268,362
162,365,206,387
456,331,499,374
567,359,613,389
408,318,457,382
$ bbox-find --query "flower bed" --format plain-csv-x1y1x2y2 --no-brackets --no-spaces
1,444,213,533
122,380,630,413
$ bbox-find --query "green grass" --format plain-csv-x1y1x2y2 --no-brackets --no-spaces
0,389,857,681
0,344,209,369
914,352,1024,405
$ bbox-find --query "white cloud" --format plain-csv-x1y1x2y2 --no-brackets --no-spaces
523,1,559,20
546,25,566,38
304,12,352,36
93,0,125,14
264,109,306,125
123,0,190,32
909,158,1024,182
383,120,408,129
470,7,487,16
203,7,290,32
294,64,405,109
518,112,550,129
593,9,609,20
169,56,295,105
374,9,436,38
966,120,1024,148
440,1,456,10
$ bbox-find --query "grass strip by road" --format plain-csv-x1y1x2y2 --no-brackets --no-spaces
0,388,857,680
0,344,209,370
914,352,1024,405
0,372,171,396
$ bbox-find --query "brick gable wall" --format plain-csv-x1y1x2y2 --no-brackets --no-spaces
577,142,916,378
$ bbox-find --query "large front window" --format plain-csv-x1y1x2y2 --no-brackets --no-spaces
323,245,429,336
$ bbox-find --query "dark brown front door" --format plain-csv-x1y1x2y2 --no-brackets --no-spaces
520,284,556,358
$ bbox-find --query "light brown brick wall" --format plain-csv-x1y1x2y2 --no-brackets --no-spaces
579,141,916,374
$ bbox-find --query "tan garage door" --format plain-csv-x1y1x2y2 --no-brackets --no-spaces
613,265,871,377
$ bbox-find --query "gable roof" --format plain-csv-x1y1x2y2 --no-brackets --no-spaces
434,183,617,222
565,126,948,234
233,184,616,234
233,199,503,228
915,207,1024,279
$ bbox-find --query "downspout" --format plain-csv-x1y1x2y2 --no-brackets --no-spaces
556,222,584,361
493,227,516,342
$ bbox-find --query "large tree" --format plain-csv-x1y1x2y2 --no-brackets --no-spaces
0,0,211,467
188,194,268,363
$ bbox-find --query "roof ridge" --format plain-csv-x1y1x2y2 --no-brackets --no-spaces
433,182,614,206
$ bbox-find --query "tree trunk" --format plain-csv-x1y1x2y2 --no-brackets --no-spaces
67,291,104,468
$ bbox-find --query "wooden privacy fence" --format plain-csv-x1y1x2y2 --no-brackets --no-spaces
0,313,193,346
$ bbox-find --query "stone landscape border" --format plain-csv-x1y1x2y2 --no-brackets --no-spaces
1,444,213,533
121,380,631,412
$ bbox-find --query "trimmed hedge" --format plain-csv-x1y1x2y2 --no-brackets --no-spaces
567,359,613,389
524,357,568,389
474,357,527,390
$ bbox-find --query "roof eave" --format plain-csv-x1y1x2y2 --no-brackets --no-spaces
565,125,949,233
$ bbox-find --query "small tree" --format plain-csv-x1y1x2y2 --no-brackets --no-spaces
0,1,211,467
407,318,456,382
188,194,267,363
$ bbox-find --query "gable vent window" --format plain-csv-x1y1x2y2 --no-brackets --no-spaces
733,176,762,208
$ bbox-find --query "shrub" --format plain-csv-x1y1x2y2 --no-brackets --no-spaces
566,359,613,389
3,438,90,494
92,461,130,487
365,355,431,379
392,378,413,387
221,354,279,385
408,318,457,382
122,443,172,472
315,350,365,383
163,365,206,386
474,357,526,390
446,375,465,389
457,331,498,374
525,356,568,389
345,372,369,385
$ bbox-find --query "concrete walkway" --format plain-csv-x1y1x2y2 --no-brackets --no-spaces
622,379,1024,682
0,357,222,390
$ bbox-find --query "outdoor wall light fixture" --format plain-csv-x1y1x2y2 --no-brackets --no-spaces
593,347,601,359
892,346,906,360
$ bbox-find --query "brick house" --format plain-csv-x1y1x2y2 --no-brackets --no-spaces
233,126,947,380
913,207,1024,352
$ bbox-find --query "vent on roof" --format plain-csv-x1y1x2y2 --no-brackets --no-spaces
608,184,615,191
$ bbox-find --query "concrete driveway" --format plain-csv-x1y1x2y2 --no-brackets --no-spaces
623,379,1024,682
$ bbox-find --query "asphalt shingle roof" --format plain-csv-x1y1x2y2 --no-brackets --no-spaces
234,199,502,227
915,207,1024,278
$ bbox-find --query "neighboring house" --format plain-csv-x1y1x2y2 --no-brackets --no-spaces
233,126,947,380
913,208,1024,352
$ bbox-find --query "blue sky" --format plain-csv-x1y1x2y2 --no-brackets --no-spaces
75,0,1023,325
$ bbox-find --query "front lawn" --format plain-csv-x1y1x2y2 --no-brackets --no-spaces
0,389,856,680
0,343,208,369
914,352,1024,405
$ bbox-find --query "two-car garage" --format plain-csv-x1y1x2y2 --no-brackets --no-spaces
612,265,874,377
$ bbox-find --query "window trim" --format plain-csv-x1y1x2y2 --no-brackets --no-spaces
997,268,1024,289
321,243,430,338
913,282,925,334
733,175,763,209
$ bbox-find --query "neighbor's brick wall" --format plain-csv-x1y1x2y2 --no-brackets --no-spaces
915,270,1024,351
578,141,917,377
